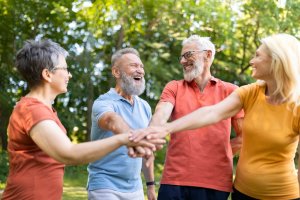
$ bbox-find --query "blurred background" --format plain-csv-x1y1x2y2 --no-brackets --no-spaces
0,0,299,198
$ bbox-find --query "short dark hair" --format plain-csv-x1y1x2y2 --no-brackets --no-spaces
15,39,68,88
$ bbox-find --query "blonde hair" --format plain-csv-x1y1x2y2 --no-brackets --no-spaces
261,33,300,114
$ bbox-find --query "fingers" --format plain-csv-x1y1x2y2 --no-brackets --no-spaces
155,144,164,151
148,138,166,146
129,126,169,142
128,147,136,158
129,128,150,142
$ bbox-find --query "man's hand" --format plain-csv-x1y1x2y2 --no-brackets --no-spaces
129,126,170,142
230,136,242,156
146,184,156,200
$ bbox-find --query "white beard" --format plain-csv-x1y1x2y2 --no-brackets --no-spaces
119,71,145,96
183,60,204,82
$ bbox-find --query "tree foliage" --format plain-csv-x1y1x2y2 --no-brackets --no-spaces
1,0,300,153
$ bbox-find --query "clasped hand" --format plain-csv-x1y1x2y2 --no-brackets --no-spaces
126,126,169,165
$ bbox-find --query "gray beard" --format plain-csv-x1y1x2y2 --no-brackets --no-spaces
119,72,145,96
183,60,203,82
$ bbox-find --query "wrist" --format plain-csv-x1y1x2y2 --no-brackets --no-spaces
119,133,129,145
146,181,156,186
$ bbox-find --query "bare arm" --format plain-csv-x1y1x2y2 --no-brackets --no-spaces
230,117,244,155
100,111,156,156
150,101,174,126
99,112,131,134
138,101,173,200
30,120,155,165
142,156,156,200
131,91,243,141
165,91,243,134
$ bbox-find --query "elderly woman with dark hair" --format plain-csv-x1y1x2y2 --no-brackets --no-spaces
2,40,163,200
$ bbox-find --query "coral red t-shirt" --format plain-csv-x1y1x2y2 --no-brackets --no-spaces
160,78,244,192
2,97,66,200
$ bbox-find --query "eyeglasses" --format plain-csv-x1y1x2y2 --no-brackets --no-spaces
51,67,69,73
179,50,207,61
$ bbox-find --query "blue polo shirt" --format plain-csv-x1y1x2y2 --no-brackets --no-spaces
87,88,152,192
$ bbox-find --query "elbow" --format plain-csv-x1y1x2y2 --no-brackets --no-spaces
55,154,78,165
52,149,82,165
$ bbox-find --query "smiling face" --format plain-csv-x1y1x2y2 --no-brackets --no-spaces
114,53,145,96
50,54,72,94
180,43,206,82
250,44,273,81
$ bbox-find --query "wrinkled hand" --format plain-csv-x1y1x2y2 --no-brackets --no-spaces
127,146,153,158
230,136,242,156
127,132,166,149
129,126,169,142
146,184,156,200
126,131,165,160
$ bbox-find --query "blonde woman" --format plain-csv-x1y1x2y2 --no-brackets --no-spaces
133,33,300,199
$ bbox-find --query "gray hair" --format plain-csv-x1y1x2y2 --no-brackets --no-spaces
111,48,140,66
182,35,216,60
15,39,68,88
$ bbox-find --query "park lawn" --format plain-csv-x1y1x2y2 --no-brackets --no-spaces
63,165,88,200
62,165,161,200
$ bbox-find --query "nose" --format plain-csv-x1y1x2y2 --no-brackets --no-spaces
68,72,72,78
180,56,187,65
136,66,144,75
249,58,254,66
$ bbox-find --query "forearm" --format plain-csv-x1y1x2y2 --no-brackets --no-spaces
100,112,131,134
142,156,155,182
165,106,219,134
59,134,128,165
149,102,173,126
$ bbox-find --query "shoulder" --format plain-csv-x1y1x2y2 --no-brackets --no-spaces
164,79,189,90
15,97,52,115
214,78,238,90
93,89,120,106
238,82,262,93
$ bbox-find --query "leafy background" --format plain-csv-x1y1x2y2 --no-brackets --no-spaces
1,0,299,198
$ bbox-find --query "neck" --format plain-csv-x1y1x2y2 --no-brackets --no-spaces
114,86,134,105
265,80,285,104
194,71,212,91
265,80,277,96
26,88,55,108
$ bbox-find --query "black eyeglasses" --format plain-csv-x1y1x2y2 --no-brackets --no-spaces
179,50,207,61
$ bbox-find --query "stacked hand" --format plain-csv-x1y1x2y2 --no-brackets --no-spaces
125,126,170,165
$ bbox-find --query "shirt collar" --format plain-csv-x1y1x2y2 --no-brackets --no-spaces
108,88,137,104
188,76,217,86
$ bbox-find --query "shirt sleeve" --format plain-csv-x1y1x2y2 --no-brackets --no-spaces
224,82,245,120
236,83,259,112
159,80,178,105
92,98,115,124
22,103,57,135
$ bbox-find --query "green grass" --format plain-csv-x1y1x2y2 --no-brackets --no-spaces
63,165,88,200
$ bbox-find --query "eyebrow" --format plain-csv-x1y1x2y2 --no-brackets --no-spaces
129,62,143,67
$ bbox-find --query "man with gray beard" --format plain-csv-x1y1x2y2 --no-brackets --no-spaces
148,35,244,199
87,48,156,200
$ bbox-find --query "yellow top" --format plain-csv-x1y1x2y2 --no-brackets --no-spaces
235,83,299,199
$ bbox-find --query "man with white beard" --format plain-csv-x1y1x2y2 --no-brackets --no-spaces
87,48,156,200
149,35,244,200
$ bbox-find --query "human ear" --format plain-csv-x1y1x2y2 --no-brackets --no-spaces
112,66,121,79
41,68,53,83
